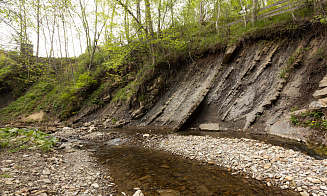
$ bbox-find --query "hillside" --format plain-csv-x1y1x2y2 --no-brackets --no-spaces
1,4,327,153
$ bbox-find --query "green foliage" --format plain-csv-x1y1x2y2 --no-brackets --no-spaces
76,72,97,89
0,127,58,152
0,172,11,178
290,110,327,130
112,81,136,102
278,67,289,79
138,95,146,102
290,106,299,112
112,117,116,124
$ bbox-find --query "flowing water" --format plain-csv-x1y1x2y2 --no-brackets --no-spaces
80,128,309,195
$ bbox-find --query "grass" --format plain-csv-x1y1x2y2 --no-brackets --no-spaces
279,67,289,80
0,127,58,152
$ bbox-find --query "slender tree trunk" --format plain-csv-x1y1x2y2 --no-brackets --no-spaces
145,0,155,65
57,22,65,83
239,0,247,26
88,0,98,71
288,0,296,21
215,0,221,36
199,1,203,26
157,0,161,39
35,0,40,65
110,3,116,39
252,0,258,25
124,0,130,43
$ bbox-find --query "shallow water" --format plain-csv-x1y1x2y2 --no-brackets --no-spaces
103,127,320,159
83,129,301,196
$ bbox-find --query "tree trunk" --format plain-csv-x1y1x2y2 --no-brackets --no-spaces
35,0,40,64
252,0,258,25
199,1,203,26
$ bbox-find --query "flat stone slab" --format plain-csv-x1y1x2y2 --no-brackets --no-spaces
313,87,327,99
319,75,327,88
199,123,220,131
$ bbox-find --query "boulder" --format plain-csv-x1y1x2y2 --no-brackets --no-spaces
318,97,327,107
223,45,237,64
313,87,327,99
199,123,220,131
309,101,326,109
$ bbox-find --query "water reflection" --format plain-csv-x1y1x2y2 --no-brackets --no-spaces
85,139,300,196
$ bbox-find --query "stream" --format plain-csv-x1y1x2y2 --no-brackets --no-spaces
76,128,315,195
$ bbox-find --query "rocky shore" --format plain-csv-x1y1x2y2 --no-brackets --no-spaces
2,125,327,196
140,134,327,196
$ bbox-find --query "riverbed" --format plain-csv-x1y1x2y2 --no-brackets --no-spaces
2,126,323,196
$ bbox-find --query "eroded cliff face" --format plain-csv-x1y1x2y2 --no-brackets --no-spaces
182,34,327,142
74,25,327,143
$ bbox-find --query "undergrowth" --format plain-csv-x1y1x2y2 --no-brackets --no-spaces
0,3,326,123
290,110,327,130
0,127,58,152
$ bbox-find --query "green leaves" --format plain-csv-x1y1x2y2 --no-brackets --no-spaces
0,127,58,152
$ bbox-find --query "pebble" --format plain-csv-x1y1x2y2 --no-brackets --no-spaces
264,163,271,169
42,168,51,175
300,192,310,196
91,183,99,188
285,176,293,181
308,177,321,184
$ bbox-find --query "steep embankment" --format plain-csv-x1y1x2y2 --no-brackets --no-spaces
71,22,327,144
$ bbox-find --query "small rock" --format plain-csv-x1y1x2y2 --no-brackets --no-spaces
91,183,99,188
300,191,309,196
138,175,151,181
42,168,51,175
285,176,293,181
5,179,14,185
308,177,321,184
160,165,170,169
263,163,271,169
43,178,51,184
1,168,11,172
143,134,150,137
199,184,209,192
180,186,186,191
133,190,144,196
241,179,248,184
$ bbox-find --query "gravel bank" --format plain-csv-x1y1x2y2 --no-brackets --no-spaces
141,134,327,196
0,128,116,196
